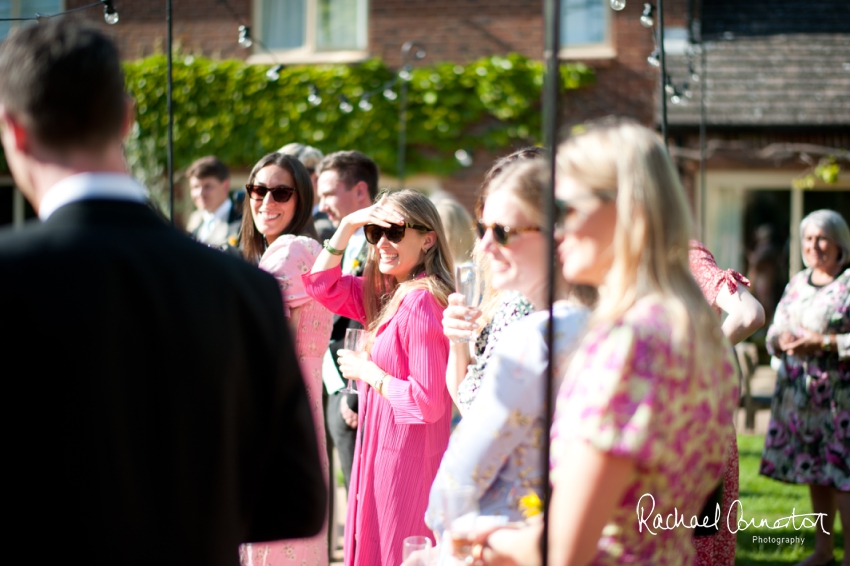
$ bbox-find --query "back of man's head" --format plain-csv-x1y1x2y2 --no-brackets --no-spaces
316,150,378,200
187,156,230,182
0,17,126,152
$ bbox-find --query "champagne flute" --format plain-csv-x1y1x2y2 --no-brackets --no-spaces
402,535,432,566
339,328,364,394
441,486,479,564
454,264,480,343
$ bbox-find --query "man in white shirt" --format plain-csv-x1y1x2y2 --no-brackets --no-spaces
185,155,244,251
316,150,378,492
0,18,324,566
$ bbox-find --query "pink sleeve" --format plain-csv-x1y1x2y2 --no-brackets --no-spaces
688,239,751,307
301,264,367,325
258,237,321,319
385,290,451,424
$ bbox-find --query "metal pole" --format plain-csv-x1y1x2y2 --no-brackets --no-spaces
699,42,707,239
398,76,407,188
658,0,668,148
541,0,561,563
167,0,174,223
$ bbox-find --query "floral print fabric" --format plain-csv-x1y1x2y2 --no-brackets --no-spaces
457,291,534,413
426,303,587,531
551,295,738,566
761,266,850,490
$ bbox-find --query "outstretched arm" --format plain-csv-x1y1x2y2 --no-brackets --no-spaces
715,282,765,345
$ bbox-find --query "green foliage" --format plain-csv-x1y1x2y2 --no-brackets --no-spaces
120,53,592,182
792,156,842,189
736,435,844,565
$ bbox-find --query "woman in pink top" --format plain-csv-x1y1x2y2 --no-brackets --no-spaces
237,153,334,566
303,189,454,566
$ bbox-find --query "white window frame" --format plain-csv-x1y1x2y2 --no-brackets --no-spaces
559,0,615,60
249,0,369,65
1,0,65,39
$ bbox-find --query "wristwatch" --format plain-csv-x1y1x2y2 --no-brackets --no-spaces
374,371,389,395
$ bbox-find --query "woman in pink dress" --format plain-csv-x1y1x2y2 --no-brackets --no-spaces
303,189,454,566
689,240,764,566
238,152,333,566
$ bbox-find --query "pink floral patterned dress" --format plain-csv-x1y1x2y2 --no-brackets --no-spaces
240,235,333,566
689,240,748,566
550,295,739,565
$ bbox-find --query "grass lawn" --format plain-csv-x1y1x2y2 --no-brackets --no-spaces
736,435,845,566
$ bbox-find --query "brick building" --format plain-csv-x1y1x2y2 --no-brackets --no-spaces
2,0,848,300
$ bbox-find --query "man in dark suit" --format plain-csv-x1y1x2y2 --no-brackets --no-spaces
0,18,325,566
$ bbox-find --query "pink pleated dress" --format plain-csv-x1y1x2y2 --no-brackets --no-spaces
303,265,452,566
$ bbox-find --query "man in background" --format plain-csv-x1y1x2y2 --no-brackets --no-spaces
0,18,325,565
279,142,335,241
185,155,244,251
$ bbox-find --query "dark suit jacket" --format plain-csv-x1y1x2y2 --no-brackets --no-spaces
0,199,325,566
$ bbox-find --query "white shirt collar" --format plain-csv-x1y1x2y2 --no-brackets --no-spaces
202,198,232,223
39,173,149,221
342,227,367,275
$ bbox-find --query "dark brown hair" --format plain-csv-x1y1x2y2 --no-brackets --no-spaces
0,17,126,152
186,156,230,182
241,153,318,264
315,150,379,200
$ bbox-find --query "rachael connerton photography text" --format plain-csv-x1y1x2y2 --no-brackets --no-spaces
635,494,831,535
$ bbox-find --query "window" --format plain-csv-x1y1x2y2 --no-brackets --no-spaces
251,0,368,64
559,0,614,59
0,0,63,39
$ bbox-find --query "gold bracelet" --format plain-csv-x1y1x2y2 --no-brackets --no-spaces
375,371,390,395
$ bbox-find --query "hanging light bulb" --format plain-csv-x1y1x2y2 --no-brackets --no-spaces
339,95,354,114
399,67,412,81
358,96,373,111
640,3,654,27
265,64,283,81
238,25,253,48
689,62,700,83
647,47,660,67
308,84,322,106
682,82,693,98
455,149,473,167
610,0,626,10
670,88,682,105
664,76,675,95
103,0,119,25
383,88,398,101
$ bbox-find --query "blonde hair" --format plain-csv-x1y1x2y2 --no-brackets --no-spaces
557,119,724,367
362,189,455,340
433,195,476,265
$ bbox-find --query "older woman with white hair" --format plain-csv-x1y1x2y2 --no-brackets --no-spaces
761,209,850,566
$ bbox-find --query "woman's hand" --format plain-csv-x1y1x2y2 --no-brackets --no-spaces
781,329,825,356
471,522,538,566
337,349,371,382
443,293,482,344
341,194,405,231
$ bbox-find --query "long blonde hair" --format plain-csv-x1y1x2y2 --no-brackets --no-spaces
362,189,455,339
557,119,724,366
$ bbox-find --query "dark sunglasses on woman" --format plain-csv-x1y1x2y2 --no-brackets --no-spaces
364,222,431,245
245,184,296,203
476,221,541,246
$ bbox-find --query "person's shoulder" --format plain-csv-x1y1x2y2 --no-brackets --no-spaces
266,234,321,258
0,220,51,262
398,286,445,319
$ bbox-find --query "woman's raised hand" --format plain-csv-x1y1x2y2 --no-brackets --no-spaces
343,194,405,230
443,293,481,344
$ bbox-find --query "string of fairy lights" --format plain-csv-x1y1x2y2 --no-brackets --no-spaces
0,0,118,24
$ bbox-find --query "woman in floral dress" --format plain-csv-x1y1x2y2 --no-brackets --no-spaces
761,209,850,566
238,153,333,566
474,121,739,566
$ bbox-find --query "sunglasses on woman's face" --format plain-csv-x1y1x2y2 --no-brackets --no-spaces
364,222,431,245
476,221,541,246
245,184,296,203
554,190,617,232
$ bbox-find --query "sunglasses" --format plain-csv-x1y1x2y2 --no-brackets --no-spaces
364,222,431,245
476,221,541,246
555,190,617,232
245,184,296,203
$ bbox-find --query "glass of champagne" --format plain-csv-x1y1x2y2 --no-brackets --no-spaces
339,328,365,394
402,535,432,566
442,486,479,564
454,264,480,343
